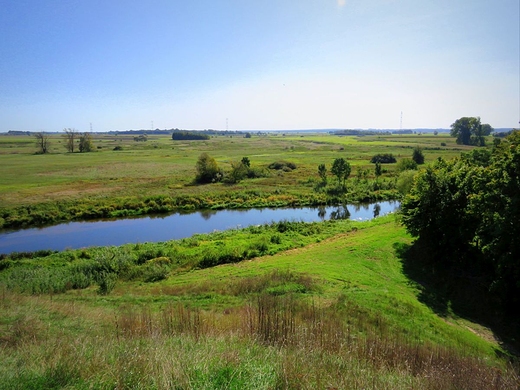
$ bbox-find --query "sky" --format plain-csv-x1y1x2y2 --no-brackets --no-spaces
0,0,518,132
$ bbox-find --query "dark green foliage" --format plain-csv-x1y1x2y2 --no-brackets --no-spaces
370,154,396,164
268,161,296,171
412,147,425,165
195,153,222,183
400,130,520,314
374,161,382,178
318,163,327,185
331,158,351,187
450,117,493,146
172,130,210,140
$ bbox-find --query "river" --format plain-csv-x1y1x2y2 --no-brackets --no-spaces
0,201,399,254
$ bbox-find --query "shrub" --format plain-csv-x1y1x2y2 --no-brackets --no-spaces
195,153,222,183
396,158,418,172
412,147,425,164
370,154,396,163
268,161,297,171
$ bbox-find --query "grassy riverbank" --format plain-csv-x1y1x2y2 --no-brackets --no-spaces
0,132,471,228
0,216,518,389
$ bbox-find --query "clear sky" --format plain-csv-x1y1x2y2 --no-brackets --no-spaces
1,0,518,132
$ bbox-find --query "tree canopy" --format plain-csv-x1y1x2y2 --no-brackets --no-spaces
450,117,493,146
195,153,221,183
400,130,520,313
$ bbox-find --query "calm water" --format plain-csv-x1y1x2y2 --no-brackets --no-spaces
0,201,399,254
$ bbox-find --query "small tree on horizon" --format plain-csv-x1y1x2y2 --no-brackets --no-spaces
63,128,78,153
34,132,50,154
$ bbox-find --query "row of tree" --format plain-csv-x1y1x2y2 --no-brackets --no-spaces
400,130,519,313
34,129,94,154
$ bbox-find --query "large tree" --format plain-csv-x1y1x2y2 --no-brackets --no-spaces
34,132,50,154
450,117,493,146
400,130,520,312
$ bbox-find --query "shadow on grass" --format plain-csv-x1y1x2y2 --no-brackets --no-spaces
393,240,520,360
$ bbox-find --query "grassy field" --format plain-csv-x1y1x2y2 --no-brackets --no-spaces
0,216,518,389
0,132,472,228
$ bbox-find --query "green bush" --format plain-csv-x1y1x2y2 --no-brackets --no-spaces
370,154,396,163
268,161,297,171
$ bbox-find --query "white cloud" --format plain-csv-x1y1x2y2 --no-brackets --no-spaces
337,0,346,7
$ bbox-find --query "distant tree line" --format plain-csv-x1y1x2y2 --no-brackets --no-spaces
172,131,210,141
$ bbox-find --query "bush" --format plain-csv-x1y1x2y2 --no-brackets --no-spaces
412,147,425,165
370,154,396,164
268,161,297,171
396,158,418,172
195,153,222,183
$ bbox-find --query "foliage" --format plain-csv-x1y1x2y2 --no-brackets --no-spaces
370,153,396,163
396,170,417,196
400,130,520,314
268,160,296,171
396,158,417,172
133,134,148,142
450,117,493,146
195,153,222,183
78,132,94,153
34,132,50,154
331,157,351,187
172,130,210,140
317,163,327,185
412,146,425,164
374,161,382,178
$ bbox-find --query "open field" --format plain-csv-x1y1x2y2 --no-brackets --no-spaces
1,216,518,389
0,132,474,228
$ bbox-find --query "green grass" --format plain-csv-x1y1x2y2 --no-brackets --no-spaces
1,216,518,389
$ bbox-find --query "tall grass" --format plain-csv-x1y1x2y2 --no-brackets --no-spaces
1,288,517,389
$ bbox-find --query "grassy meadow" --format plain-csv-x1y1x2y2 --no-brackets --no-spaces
1,131,518,389
0,131,471,228
1,216,518,389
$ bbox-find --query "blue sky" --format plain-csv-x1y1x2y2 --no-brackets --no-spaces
1,0,518,131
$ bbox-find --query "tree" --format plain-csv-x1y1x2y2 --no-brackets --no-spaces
400,130,520,313
450,117,493,146
241,157,251,168
374,161,382,178
412,147,425,165
79,132,94,152
331,158,351,187
195,153,221,183
34,132,50,154
318,163,328,185
62,128,78,153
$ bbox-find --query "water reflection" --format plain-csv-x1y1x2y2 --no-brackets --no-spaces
373,204,381,218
